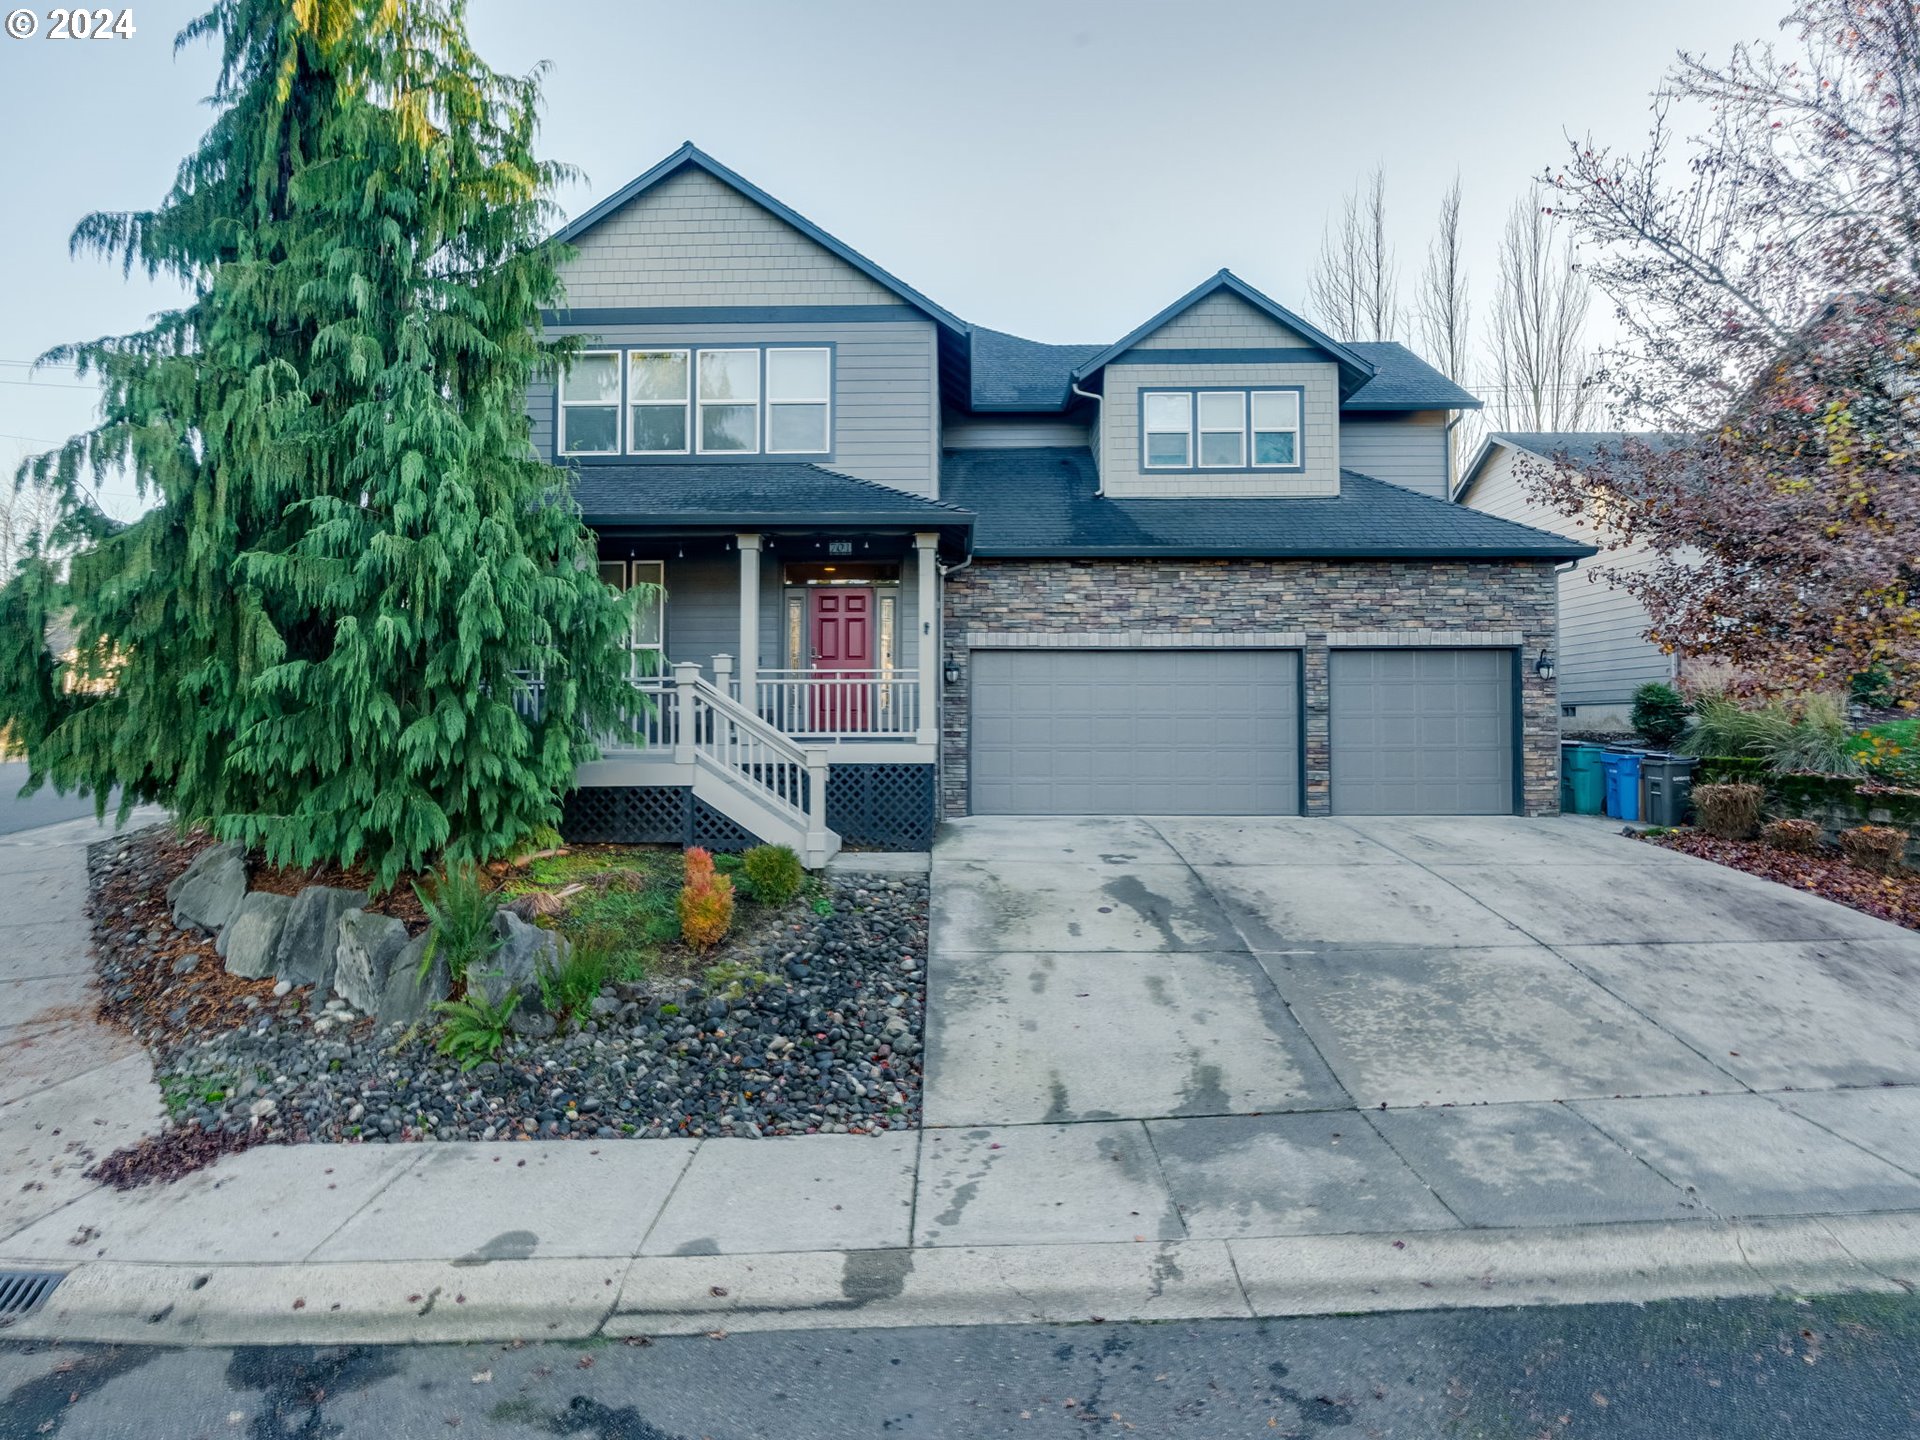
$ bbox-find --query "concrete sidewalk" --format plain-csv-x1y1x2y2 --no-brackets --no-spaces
8,812,1920,1346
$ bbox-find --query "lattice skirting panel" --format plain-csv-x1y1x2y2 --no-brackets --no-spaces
825,764,938,851
561,786,701,848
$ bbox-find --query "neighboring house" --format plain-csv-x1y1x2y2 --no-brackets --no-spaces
1456,434,1686,730
534,143,1592,863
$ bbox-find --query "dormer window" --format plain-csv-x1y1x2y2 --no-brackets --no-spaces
1140,386,1304,472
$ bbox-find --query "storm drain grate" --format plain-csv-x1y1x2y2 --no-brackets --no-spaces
0,1270,64,1317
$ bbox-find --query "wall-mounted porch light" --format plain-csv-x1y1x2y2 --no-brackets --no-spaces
944,656,962,686
1533,649,1556,682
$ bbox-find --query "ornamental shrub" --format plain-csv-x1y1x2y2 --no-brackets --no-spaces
1839,825,1910,875
1630,683,1691,748
678,846,734,950
1691,782,1764,839
741,844,804,905
1761,818,1823,855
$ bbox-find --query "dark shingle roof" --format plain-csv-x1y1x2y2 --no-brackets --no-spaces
968,332,1479,416
940,448,1594,560
569,462,972,533
1344,344,1483,410
968,327,1106,410
1492,432,1690,468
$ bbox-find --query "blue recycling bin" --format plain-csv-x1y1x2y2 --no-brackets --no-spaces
1601,750,1644,821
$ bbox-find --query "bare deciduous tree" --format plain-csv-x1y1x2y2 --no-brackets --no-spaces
1415,177,1474,474
1528,0,1920,697
1309,166,1400,341
1486,198,1597,430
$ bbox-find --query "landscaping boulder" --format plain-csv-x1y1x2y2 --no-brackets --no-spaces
466,910,565,1007
218,891,294,979
167,843,247,934
333,909,410,1014
272,884,368,991
377,934,448,1026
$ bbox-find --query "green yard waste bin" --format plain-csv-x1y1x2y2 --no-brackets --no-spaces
1567,744,1607,815
1641,753,1697,827
1560,741,1580,812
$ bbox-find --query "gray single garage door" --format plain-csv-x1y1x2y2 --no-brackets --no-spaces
970,649,1300,815
1329,648,1515,815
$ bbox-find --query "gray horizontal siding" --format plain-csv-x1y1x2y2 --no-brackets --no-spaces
536,319,938,496
1463,447,1671,708
1340,411,1450,499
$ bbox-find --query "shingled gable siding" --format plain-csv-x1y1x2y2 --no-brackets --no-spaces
530,167,940,495
559,167,898,308
941,558,1562,819
1102,292,1341,499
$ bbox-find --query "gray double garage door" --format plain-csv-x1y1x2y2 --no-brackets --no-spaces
970,647,1514,816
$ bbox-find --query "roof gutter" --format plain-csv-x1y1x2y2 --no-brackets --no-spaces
1070,381,1105,496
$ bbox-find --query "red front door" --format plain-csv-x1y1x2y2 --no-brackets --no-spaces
809,587,873,731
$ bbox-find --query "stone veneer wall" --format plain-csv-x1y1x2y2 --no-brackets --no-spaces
940,558,1562,818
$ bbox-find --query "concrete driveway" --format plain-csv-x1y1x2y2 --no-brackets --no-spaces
923,814,1920,1246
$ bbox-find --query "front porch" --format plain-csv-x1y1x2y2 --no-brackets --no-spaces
566,521,961,857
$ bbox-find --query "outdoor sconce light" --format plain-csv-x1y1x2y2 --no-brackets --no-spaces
944,657,962,686
1533,650,1556,682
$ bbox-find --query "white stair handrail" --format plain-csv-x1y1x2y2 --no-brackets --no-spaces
671,662,825,838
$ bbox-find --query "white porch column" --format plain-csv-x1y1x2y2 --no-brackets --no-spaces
736,534,762,712
913,531,939,745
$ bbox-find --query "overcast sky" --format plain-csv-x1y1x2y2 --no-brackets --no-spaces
0,0,1783,516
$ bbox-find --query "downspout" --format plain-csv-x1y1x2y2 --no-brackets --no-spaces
1070,380,1105,496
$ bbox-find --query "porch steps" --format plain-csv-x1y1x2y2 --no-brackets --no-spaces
582,664,840,868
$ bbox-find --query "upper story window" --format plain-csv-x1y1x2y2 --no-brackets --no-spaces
629,350,690,453
562,344,833,458
1141,386,1304,472
559,351,621,455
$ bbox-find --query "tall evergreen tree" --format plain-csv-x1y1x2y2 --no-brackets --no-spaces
0,0,630,887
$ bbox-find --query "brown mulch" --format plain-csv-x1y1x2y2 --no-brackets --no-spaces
1650,830,1920,932
90,828,279,1043
85,1124,287,1190
249,859,429,931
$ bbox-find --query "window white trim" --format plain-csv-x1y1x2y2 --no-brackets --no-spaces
1141,391,1193,470
1138,386,1306,474
695,348,763,455
626,350,691,456
559,349,621,456
600,558,666,678
1250,389,1302,470
1197,390,1247,469
764,345,833,456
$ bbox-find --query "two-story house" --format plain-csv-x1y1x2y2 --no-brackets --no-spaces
532,144,1591,864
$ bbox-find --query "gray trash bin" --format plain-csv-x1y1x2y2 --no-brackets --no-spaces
1640,753,1697,827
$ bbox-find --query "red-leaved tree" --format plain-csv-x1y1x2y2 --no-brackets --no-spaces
1525,0,1919,700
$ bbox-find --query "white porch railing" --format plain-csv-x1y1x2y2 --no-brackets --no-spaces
517,666,835,865
748,667,921,740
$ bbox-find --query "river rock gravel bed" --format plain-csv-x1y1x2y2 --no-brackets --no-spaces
87,828,928,1153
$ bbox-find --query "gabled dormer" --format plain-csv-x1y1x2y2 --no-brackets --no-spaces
1068,272,1374,499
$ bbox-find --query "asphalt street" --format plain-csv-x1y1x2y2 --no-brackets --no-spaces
4,1293,1920,1439
0,760,119,838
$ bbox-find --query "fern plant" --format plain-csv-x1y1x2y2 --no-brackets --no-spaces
537,930,615,1020
431,991,521,1072
415,862,502,983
